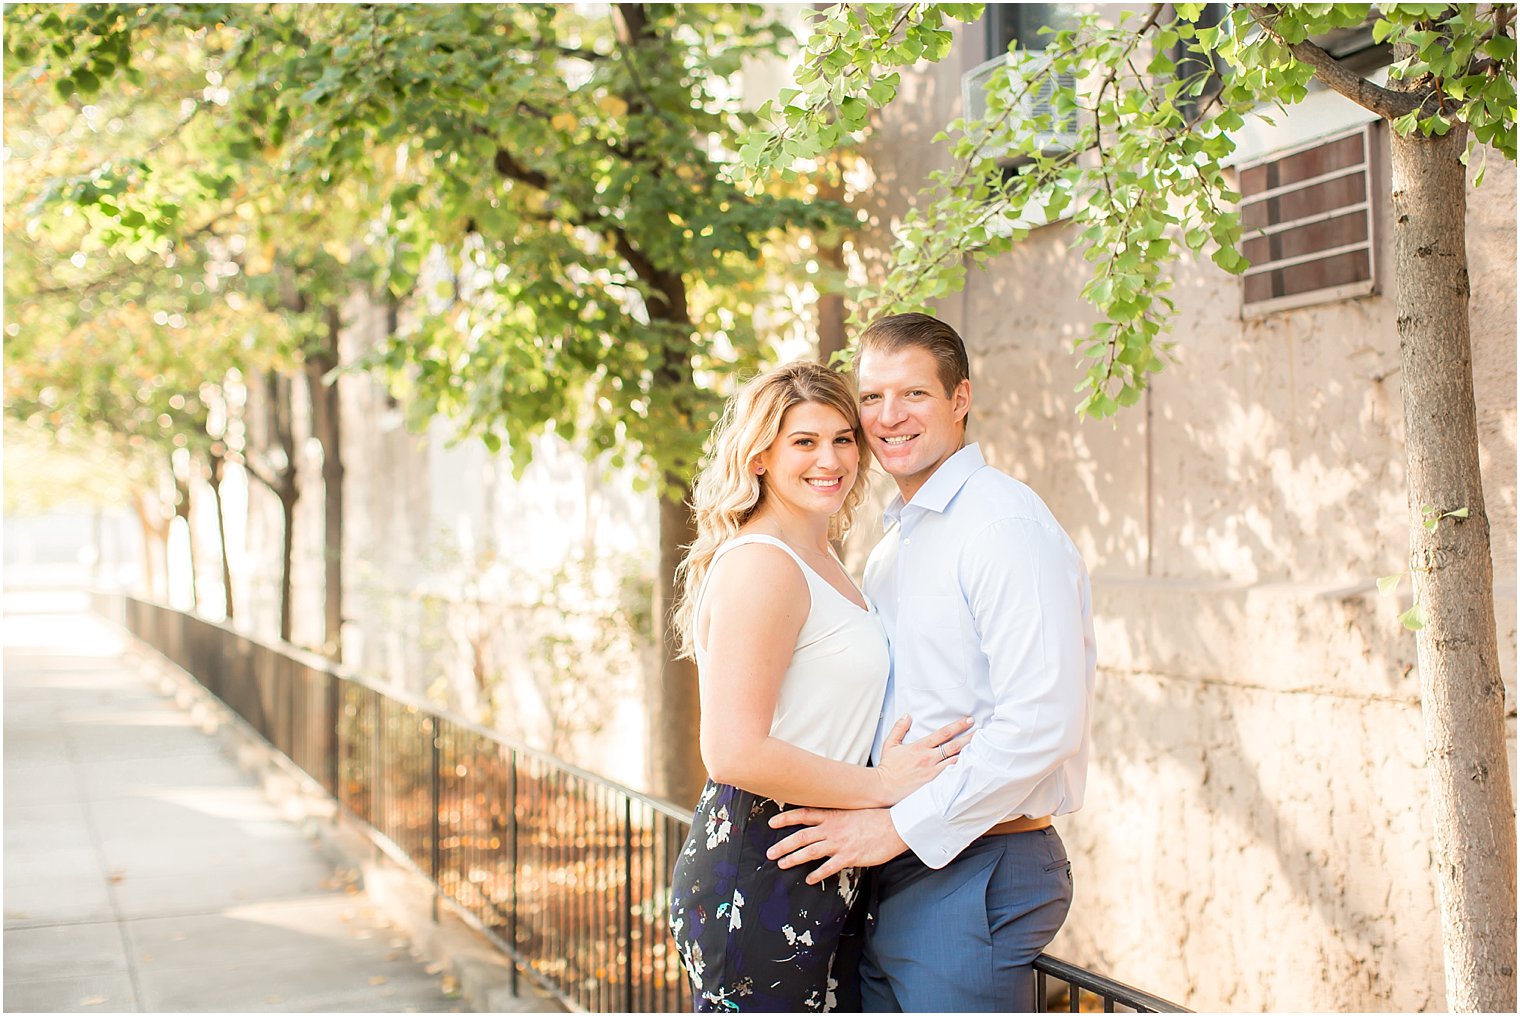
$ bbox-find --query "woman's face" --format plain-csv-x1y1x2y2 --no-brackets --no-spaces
754,401,860,519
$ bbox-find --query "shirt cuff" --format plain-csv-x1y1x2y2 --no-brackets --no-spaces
889,787,974,870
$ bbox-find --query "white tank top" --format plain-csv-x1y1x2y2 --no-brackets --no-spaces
695,534,890,765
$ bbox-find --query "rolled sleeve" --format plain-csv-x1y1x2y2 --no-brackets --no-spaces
890,517,1092,868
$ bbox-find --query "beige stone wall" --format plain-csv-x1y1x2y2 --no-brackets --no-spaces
237,293,661,785
844,17,1517,1012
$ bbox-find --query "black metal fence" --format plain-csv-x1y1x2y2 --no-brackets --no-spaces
106,594,1187,1014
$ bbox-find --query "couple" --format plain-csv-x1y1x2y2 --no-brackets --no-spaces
667,314,1097,1013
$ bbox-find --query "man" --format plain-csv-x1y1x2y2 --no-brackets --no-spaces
768,313,1096,1012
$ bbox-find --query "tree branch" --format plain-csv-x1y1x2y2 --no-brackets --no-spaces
1244,4,1423,120
489,8,690,324
492,146,552,192
610,3,712,178
1093,7,1166,226
489,141,684,317
552,43,607,62
23,214,235,299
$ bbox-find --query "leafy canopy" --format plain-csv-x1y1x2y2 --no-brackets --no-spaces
6,3,849,487
3,20,288,477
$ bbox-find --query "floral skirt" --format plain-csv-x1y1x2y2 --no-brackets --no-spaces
668,780,864,1012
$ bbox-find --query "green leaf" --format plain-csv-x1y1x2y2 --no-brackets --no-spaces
925,28,954,62
1482,35,1517,61
1210,246,1249,274
1377,573,1403,596
1398,602,1426,631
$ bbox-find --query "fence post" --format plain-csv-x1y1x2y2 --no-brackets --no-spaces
622,797,634,1013
283,656,295,761
429,716,441,924
509,747,519,998
326,675,341,804
371,690,382,835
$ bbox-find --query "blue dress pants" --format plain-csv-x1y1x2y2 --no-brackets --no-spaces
860,827,1073,1013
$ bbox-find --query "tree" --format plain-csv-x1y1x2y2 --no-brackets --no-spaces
750,3,1516,1009
0,77,285,608
7,3,844,805
2,11,338,640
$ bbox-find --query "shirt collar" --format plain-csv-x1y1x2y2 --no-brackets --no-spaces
882,443,987,529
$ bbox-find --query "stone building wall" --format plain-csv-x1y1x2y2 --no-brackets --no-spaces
840,15,1517,1011
236,294,661,785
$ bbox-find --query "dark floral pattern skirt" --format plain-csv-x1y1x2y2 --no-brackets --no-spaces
668,781,864,1012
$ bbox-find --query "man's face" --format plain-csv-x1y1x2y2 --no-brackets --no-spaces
856,345,971,502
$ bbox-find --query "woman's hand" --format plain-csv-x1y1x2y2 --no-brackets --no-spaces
874,715,974,805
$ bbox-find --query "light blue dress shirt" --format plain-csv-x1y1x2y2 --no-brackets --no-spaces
866,443,1097,870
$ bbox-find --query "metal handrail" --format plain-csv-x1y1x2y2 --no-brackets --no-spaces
1036,953,1190,1013
102,592,1189,1014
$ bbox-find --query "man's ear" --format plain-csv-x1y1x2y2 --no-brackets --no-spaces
951,379,972,423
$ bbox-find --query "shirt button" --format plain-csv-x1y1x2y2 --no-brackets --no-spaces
903,537,912,545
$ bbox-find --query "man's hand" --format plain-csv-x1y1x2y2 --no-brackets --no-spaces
767,807,909,884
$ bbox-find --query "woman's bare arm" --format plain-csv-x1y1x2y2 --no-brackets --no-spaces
696,543,966,808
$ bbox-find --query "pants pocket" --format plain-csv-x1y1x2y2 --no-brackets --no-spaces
1040,828,1070,872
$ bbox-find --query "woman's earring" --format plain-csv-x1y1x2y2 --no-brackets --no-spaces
755,466,765,475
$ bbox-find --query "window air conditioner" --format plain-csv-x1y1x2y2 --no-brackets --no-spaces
961,52,1079,157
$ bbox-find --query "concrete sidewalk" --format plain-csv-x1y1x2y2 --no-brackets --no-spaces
2,588,465,1013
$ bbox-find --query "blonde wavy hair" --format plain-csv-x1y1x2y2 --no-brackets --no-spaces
672,361,871,659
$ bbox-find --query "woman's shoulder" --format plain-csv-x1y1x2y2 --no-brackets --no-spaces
711,532,803,575
707,532,808,594
701,534,810,639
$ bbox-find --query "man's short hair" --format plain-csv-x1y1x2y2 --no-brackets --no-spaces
857,312,970,398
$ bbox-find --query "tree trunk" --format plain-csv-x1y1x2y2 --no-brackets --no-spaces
277,484,297,643
1391,124,1516,1013
172,457,198,611
259,369,300,645
207,448,235,620
307,308,345,661
644,266,707,808
816,170,849,366
653,486,704,807
90,506,103,588
131,492,168,600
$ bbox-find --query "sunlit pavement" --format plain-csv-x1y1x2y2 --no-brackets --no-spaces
3,586,465,1013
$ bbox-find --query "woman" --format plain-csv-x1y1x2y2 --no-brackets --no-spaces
667,362,972,1012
